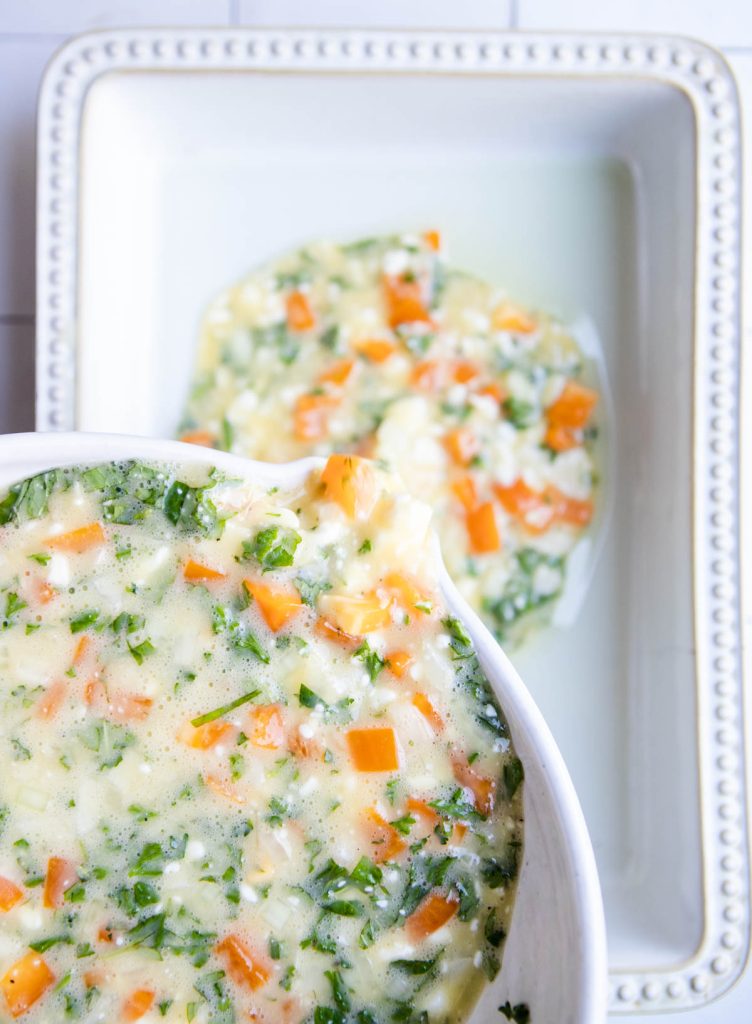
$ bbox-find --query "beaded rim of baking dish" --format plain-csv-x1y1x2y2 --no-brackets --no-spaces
35,29,747,1014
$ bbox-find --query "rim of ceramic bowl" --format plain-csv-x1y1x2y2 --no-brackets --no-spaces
0,432,607,1022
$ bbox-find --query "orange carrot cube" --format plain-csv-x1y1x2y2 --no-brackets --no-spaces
386,650,413,678
44,523,105,553
184,560,226,583
179,430,216,447
216,935,271,991
247,704,285,750
491,301,537,334
123,989,155,1021
411,692,444,732
0,876,23,913
318,592,390,636
43,857,78,909
466,501,500,554
443,427,480,467
346,727,399,772
405,891,460,941
320,454,378,519
286,291,316,331
0,952,55,1018
364,808,407,863
244,580,302,632
178,719,233,750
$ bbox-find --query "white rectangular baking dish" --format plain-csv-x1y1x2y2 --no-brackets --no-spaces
35,28,748,1014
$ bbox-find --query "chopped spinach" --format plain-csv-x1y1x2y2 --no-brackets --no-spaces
294,574,332,607
244,525,301,570
355,641,386,682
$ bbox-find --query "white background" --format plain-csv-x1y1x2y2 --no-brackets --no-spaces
0,1,749,1021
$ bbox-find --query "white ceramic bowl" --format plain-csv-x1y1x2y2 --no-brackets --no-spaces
0,433,607,1024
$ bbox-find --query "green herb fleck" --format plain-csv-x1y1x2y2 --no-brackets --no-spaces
191,689,260,727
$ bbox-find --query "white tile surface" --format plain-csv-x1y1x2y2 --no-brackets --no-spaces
0,321,35,433
237,0,513,28
0,36,64,316
0,0,231,34
518,0,752,48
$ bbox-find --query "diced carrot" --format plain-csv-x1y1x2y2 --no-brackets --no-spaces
320,454,378,520
33,580,57,605
544,381,597,451
382,572,428,614
354,338,397,363
453,360,481,384
406,797,440,829
314,617,360,649
44,522,105,554
288,727,323,761
364,808,407,864
452,754,496,816
319,592,391,636
318,359,354,388
383,274,433,329
0,876,23,912
493,479,558,535
105,692,153,723
476,382,507,404
179,430,216,448
178,719,233,750
411,692,444,732
97,925,117,944
279,998,303,1024
84,678,104,707
408,798,464,843
83,968,104,988
452,823,468,843
123,989,155,1021
293,393,338,442
410,360,449,392
250,1000,300,1024
423,230,441,251
204,773,246,805
552,488,594,528
43,857,78,909
405,891,460,941
443,427,480,467
184,560,226,583
491,301,537,334
244,580,302,632
216,935,271,992
286,291,316,332
72,635,91,665
544,423,579,452
346,727,399,772
546,380,598,431
451,475,478,513
247,704,285,750
0,951,55,1018
386,650,413,678
466,502,501,554
35,680,67,720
